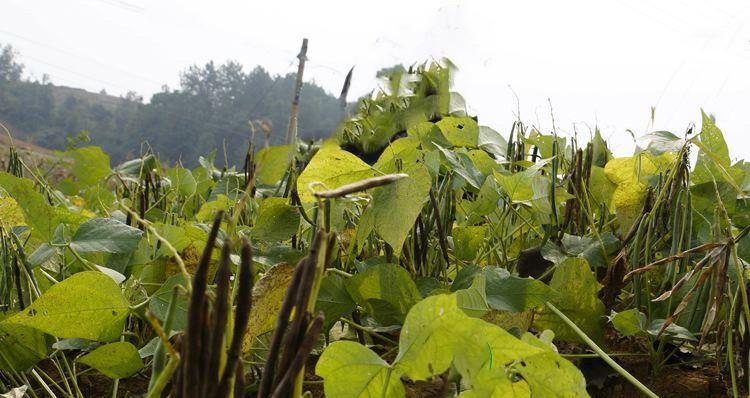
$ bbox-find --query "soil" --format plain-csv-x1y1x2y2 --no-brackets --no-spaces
24,330,732,398
30,357,149,397
586,329,731,398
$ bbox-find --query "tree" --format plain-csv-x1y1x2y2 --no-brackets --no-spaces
0,45,344,167
0,44,23,82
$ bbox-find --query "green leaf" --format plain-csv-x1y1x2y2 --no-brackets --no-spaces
149,274,189,331
415,277,442,297
77,342,143,379
450,265,482,292
541,233,620,269
0,172,57,239
483,267,559,313
639,131,684,155
166,166,197,198
6,272,130,341
66,146,111,186
316,341,404,398
591,129,611,167
477,125,507,158
647,319,697,342
252,244,304,268
297,140,374,203
494,170,534,202
345,263,422,325
209,174,243,201
692,110,733,186
153,223,190,258
70,218,143,254
394,294,542,382
407,121,450,150
196,194,233,222
464,177,501,222
250,197,300,242
436,116,479,147
255,145,290,185
436,145,484,189
392,294,466,379
456,274,489,318
370,164,431,253
315,274,357,329
588,166,616,208
318,292,588,398
0,316,47,372
452,225,487,261
373,137,422,174
514,350,589,397
113,155,157,178
534,258,605,344
609,309,647,337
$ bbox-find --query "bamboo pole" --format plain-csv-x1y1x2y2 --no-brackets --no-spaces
286,38,309,159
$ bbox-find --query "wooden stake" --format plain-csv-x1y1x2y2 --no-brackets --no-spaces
286,38,309,157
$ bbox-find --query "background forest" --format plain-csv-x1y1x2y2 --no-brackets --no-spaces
0,43,343,166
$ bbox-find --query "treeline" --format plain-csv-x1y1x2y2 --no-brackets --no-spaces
0,43,343,166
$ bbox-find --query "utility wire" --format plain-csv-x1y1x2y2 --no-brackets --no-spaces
0,29,162,85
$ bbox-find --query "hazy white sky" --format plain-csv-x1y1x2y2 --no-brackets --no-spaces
3,0,749,158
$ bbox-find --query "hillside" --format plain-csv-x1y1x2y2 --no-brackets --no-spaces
0,120,58,167
50,85,124,110
0,44,344,167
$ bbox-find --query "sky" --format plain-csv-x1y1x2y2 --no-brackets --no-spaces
2,0,749,158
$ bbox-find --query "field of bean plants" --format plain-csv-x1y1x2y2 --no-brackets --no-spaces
1,60,748,397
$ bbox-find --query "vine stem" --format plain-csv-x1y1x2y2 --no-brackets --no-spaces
544,302,658,398
119,203,191,291
429,188,450,267
380,367,393,398
339,317,398,345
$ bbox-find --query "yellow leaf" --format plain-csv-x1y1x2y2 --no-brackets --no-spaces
242,262,296,354
0,196,25,227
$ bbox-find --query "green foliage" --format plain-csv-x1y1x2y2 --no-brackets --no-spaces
0,172,60,239
0,316,47,372
315,274,357,329
77,342,144,379
149,274,189,331
3,272,129,341
317,293,588,398
255,145,290,185
316,341,404,398
370,164,431,253
297,140,374,203
609,309,647,337
345,263,422,325
69,217,142,254
166,166,197,198
3,55,748,398
453,225,487,260
535,258,605,344
66,146,111,187
483,267,559,313
250,197,300,241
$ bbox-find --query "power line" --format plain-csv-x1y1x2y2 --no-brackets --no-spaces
19,53,134,92
93,0,146,14
0,29,162,85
